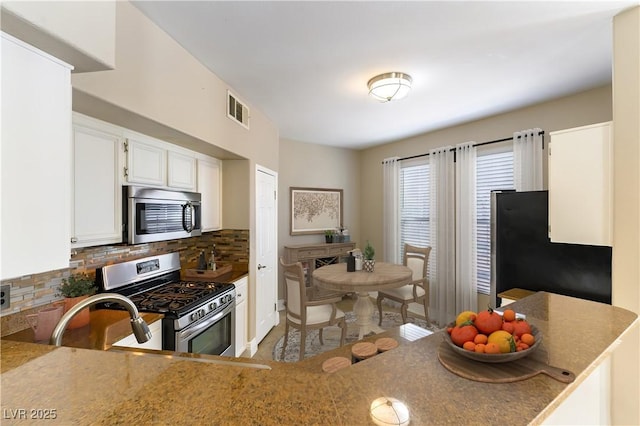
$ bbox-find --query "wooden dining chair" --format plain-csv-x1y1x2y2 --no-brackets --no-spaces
376,244,431,325
279,258,347,360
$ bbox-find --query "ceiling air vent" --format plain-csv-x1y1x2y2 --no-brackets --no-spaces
227,90,250,129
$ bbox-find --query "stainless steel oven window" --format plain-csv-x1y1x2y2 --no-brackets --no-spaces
190,311,232,355
176,304,235,356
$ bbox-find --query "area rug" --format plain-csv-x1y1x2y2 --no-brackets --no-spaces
272,312,440,362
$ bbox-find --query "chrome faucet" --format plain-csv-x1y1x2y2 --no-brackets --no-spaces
50,293,152,346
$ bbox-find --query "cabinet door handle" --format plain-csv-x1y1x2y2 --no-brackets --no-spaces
70,237,77,243
258,264,266,270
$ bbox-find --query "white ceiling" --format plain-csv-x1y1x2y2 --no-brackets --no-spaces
132,1,638,150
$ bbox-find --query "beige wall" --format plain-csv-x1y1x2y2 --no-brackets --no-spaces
223,160,251,229
71,1,278,170
1,0,116,71
359,85,613,256
277,138,361,298
611,6,640,425
68,1,279,346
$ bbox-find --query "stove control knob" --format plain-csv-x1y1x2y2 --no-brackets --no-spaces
209,302,217,310
190,312,197,321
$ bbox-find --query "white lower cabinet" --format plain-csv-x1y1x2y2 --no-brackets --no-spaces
112,318,162,351
543,357,611,425
71,114,123,248
234,276,248,357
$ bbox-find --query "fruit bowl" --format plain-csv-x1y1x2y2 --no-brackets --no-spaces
443,324,542,363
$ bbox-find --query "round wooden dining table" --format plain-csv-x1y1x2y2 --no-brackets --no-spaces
313,262,412,339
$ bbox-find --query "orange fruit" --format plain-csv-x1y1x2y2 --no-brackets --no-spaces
512,319,532,337
473,334,488,345
502,309,516,322
475,308,503,335
462,341,476,351
521,333,535,346
484,342,501,354
487,330,516,353
474,343,486,353
501,321,515,334
450,324,478,347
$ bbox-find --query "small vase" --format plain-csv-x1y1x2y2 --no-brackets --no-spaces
63,295,91,329
363,259,375,272
325,236,332,244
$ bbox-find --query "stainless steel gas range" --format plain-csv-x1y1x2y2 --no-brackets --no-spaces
96,252,235,356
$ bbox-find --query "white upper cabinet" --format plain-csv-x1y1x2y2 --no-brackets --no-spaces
168,151,197,190
125,135,197,192
71,114,123,248
70,116,221,250
197,156,223,231
548,122,612,246
1,33,73,279
125,137,167,187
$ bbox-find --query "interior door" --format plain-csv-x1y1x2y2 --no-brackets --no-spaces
255,166,278,343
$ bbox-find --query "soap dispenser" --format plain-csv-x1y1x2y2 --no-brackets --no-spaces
197,251,207,270
347,250,356,272
208,244,217,271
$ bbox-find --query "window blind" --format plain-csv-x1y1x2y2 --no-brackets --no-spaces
400,161,430,259
476,151,514,294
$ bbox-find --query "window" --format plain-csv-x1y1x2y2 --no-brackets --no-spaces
475,149,514,294
400,160,430,259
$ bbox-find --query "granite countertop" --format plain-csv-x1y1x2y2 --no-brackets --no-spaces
2,292,637,425
3,310,164,350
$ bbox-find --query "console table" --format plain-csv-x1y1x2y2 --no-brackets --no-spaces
283,242,356,288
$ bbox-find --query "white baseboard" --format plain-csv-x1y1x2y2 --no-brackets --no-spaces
248,338,258,357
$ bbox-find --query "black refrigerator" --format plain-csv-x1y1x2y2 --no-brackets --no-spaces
490,190,612,307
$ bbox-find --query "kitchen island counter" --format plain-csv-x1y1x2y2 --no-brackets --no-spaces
1,292,637,425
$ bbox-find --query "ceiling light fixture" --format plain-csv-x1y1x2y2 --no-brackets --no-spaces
367,72,412,102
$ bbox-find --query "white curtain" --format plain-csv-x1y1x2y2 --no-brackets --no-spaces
429,147,456,327
514,128,543,191
455,142,478,314
382,157,400,264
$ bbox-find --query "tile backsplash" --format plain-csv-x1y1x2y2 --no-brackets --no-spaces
0,229,248,335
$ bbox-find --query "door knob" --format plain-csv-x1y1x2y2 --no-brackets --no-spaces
258,264,266,270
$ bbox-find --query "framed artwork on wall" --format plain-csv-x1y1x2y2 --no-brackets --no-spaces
290,187,343,235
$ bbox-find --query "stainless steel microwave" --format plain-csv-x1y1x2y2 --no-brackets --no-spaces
123,186,202,244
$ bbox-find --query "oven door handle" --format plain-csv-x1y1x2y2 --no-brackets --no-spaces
179,305,232,341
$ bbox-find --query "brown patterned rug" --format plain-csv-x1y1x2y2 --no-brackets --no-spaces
272,311,440,362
